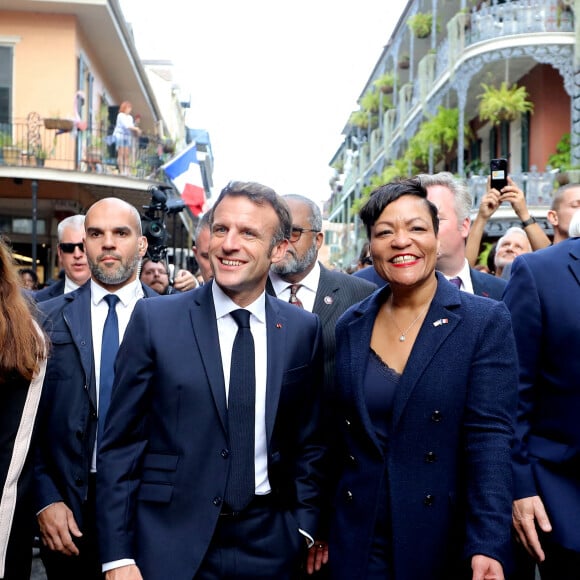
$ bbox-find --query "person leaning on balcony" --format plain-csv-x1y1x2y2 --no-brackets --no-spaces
465,176,551,267
112,101,141,176
546,183,580,244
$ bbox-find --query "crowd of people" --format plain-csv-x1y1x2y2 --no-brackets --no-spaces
0,174,579,580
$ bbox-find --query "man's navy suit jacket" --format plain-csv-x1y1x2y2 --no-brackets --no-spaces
96,282,325,580
354,265,506,300
504,238,580,552
34,280,158,525
34,278,65,302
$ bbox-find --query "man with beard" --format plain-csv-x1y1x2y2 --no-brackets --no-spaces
34,198,157,579
269,194,376,406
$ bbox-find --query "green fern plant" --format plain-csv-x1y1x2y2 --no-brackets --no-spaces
478,82,534,126
373,72,396,94
408,12,435,38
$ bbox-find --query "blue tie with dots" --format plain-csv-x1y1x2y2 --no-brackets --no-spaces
98,294,120,444
224,309,256,511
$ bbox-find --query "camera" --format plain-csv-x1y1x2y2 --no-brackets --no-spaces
490,158,508,191
141,185,185,262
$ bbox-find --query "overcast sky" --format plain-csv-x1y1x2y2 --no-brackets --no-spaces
119,0,408,205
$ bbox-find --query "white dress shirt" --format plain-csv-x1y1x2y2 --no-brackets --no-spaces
442,259,474,294
269,261,321,312
212,281,270,494
64,275,81,294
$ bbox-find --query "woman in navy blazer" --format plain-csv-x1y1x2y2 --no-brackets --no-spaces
320,180,517,580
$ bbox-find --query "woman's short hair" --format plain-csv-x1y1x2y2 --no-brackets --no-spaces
359,177,439,239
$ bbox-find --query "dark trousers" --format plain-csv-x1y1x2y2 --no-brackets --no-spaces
40,475,103,580
195,495,306,580
538,535,580,580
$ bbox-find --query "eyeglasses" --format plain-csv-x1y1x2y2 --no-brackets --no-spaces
289,227,321,242
59,242,84,254
362,256,373,266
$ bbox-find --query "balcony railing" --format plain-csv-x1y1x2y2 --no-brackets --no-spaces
0,118,173,179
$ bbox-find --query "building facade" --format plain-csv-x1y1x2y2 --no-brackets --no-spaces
0,0,210,282
326,0,577,266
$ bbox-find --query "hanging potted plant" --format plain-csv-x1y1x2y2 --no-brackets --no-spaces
408,12,435,39
373,72,396,94
398,53,410,70
360,90,381,114
477,82,534,126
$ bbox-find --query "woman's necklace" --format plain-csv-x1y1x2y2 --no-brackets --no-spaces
387,292,434,342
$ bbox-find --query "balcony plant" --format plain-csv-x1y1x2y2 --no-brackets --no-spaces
373,72,396,94
477,82,534,126
0,132,20,165
408,12,435,39
361,90,381,114
349,110,378,131
398,53,410,70
35,146,49,167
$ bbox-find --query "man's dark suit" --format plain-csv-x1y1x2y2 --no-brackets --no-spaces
354,265,506,300
33,281,157,575
504,239,580,561
33,278,65,302
96,282,325,580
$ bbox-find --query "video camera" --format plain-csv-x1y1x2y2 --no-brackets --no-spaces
141,185,185,262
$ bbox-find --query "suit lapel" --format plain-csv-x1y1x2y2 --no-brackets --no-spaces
190,285,228,434
568,242,580,287
346,290,386,456
313,265,339,318
391,277,461,431
265,295,287,445
62,284,96,408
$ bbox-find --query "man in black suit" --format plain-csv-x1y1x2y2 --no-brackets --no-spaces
420,172,507,300
269,194,376,393
97,182,325,580
35,214,90,302
34,198,156,579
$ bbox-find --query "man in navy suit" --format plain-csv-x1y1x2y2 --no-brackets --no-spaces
34,198,155,579
504,238,580,578
269,194,376,396
97,182,325,580
34,214,90,302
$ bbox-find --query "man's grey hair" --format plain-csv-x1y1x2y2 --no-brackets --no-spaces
194,212,210,243
496,226,531,252
282,194,323,231
417,172,472,223
57,214,86,242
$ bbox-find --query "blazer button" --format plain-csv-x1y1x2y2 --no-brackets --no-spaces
75,477,84,487
91,410,97,419
76,430,84,440
345,490,353,502
424,451,437,463
431,410,443,422
348,454,356,465
345,418,351,428
212,496,222,507
424,494,435,506
220,449,230,459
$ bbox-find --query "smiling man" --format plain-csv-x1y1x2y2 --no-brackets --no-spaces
96,181,325,580
34,198,157,579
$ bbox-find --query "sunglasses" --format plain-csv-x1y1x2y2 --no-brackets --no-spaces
59,242,84,254
289,227,321,243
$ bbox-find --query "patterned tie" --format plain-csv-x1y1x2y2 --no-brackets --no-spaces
449,276,462,289
224,309,256,511
98,294,120,443
289,284,304,308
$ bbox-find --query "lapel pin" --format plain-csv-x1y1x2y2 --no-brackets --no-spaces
324,296,333,305
433,318,449,327
276,323,282,329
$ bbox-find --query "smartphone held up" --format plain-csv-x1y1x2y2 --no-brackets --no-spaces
490,158,508,191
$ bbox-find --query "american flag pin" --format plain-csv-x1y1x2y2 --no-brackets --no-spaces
324,296,333,305
433,318,449,327
276,323,282,329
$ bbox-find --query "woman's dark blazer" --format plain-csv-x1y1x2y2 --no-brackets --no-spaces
329,273,518,580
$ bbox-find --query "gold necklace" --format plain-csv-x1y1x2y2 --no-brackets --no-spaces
387,292,434,343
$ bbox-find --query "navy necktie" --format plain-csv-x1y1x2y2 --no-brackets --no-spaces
224,309,256,512
98,294,120,443
449,276,462,289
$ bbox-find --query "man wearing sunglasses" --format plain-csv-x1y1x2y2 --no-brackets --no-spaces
35,215,91,302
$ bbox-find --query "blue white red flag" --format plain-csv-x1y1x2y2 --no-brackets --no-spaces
162,143,206,216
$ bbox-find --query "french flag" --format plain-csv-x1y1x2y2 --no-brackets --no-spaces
162,143,206,216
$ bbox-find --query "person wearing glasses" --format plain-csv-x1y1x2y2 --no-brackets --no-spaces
35,215,90,302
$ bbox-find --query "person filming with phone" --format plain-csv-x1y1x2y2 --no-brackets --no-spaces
466,159,550,268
